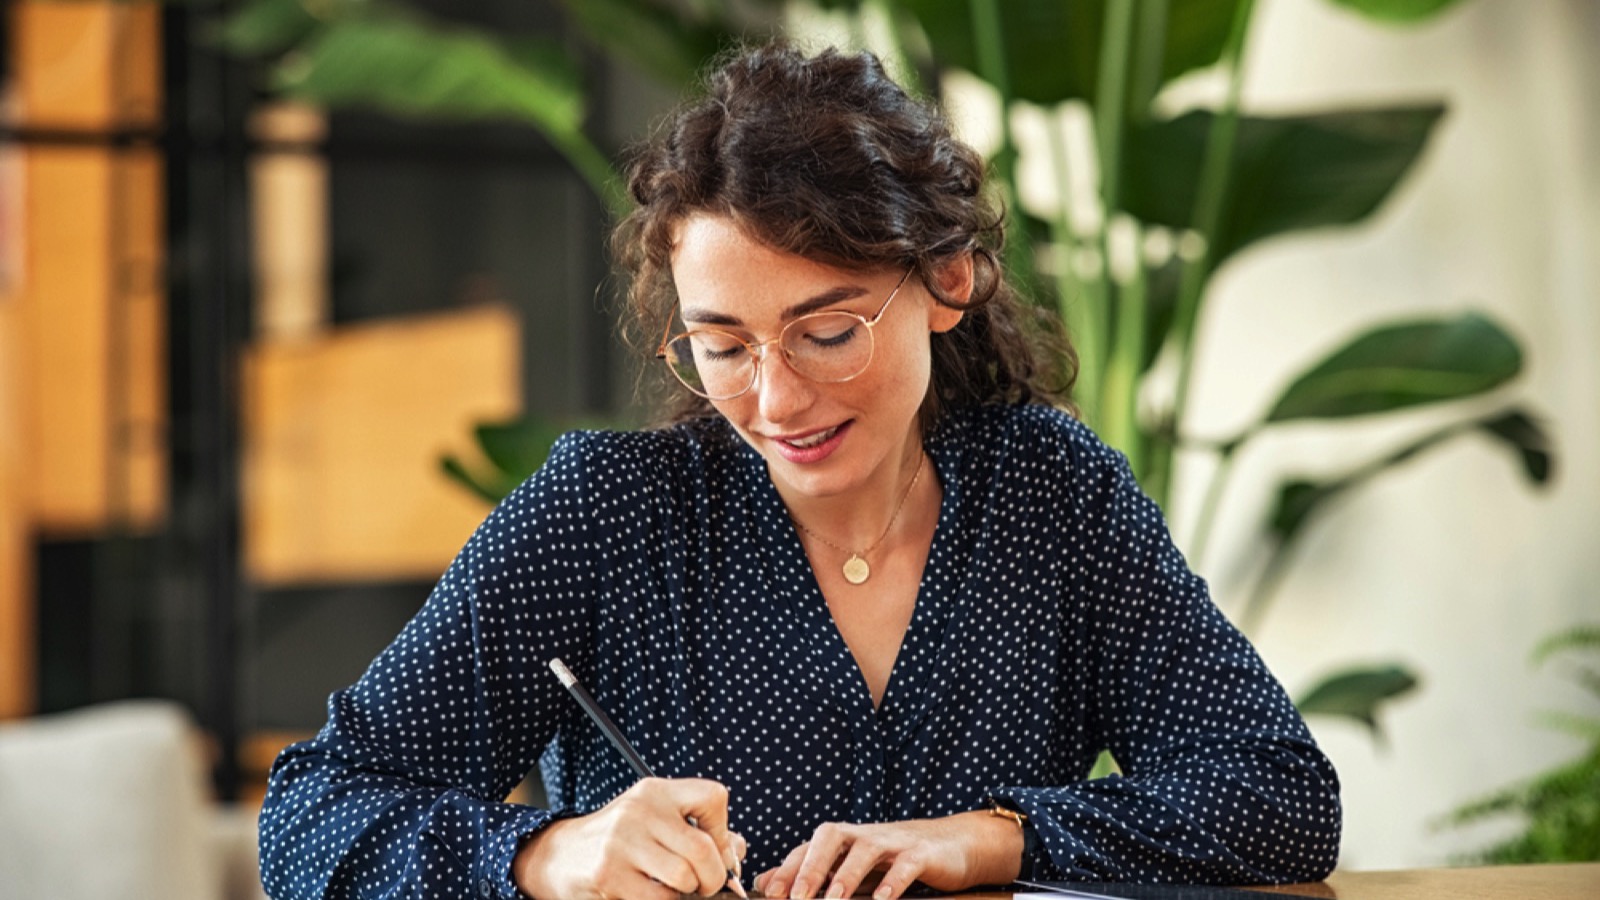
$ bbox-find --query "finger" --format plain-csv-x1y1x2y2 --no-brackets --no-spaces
791,824,851,900
763,841,810,900
727,831,750,896
633,836,711,896
671,778,734,837
869,855,925,900
655,820,731,895
662,778,741,875
598,865,682,900
822,834,887,900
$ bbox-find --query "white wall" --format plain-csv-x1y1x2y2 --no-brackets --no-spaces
1183,0,1600,869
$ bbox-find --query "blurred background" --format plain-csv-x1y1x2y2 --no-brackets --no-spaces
0,1,1595,898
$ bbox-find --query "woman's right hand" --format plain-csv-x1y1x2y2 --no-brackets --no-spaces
513,777,745,900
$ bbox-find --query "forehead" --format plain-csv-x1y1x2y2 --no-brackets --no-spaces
669,214,871,311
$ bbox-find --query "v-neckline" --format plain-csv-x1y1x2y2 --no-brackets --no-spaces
743,428,966,739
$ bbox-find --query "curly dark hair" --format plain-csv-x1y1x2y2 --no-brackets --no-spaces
611,42,1075,434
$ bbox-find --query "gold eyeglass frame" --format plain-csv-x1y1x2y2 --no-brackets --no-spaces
656,268,915,401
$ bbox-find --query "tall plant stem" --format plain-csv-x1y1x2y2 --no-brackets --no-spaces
1240,532,1296,636
864,0,924,97
1046,114,1100,424
1151,0,1258,499
1188,433,1249,568
1130,0,1171,117
967,1,1034,301
552,129,629,221
1103,221,1148,476
1093,0,1139,462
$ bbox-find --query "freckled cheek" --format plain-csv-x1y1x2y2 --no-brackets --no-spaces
855,336,932,412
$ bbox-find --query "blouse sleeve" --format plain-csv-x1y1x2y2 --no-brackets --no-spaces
990,430,1341,885
258,432,609,900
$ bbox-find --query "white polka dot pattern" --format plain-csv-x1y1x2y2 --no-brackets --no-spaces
257,403,1341,898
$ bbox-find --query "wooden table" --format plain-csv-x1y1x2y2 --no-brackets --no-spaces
931,863,1600,900
1243,863,1600,899
719,864,1599,900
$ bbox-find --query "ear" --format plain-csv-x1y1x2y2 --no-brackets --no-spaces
926,254,972,334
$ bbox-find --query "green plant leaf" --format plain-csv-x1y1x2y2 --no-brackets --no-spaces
1124,105,1445,265
1264,314,1521,422
1296,664,1419,738
1140,254,1184,370
904,0,1241,106
1325,0,1472,25
1264,404,1550,548
439,456,515,507
1266,478,1346,543
214,0,322,56
1088,749,1120,780
273,13,585,135
1533,710,1600,743
1532,624,1600,665
555,0,733,87
475,418,569,483
1440,743,1600,864
441,416,628,506
1480,409,1554,485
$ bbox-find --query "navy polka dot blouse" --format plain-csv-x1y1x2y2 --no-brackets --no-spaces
258,403,1341,899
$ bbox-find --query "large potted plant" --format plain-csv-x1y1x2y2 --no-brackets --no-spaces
214,0,1554,741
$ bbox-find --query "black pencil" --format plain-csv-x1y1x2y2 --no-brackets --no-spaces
549,657,747,898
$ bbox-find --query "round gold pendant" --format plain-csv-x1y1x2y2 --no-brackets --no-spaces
842,555,870,585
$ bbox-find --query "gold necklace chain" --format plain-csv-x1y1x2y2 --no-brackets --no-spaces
790,452,927,585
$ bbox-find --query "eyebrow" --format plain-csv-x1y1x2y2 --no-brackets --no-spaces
680,285,870,327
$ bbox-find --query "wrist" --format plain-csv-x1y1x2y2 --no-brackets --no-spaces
513,816,578,900
960,808,1025,886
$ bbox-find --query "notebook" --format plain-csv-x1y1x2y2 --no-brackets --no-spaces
1015,880,1323,899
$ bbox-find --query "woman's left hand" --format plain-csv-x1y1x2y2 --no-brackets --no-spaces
753,810,1024,900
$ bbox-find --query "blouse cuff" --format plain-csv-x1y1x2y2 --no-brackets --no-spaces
987,787,1100,882
985,790,1051,881
482,805,574,900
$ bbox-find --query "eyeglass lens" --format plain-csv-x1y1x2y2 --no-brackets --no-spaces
664,311,874,400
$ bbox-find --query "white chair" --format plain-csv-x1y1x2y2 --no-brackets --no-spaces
0,699,261,900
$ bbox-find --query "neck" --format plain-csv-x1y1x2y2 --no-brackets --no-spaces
776,435,929,552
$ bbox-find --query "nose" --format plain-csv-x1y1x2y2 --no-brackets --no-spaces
752,345,816,425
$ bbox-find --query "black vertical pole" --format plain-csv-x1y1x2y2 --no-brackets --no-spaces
163,1,248,801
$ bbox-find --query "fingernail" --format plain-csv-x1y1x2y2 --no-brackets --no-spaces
791,879,810,900
873,885,892,900
826,882,845,899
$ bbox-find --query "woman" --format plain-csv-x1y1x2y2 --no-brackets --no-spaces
259,43,1341,900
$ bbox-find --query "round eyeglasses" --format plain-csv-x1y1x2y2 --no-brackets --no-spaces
656,269,913,401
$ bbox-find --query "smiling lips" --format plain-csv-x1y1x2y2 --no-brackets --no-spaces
771,421,851,463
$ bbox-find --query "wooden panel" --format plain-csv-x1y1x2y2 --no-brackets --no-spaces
250,106,330,341
0,294,33,719
14,1,167,535
113,1,163,127
243,305,521,584
22,148,114,532
12,1,160,129
2,0,165,713
115,149,167,529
